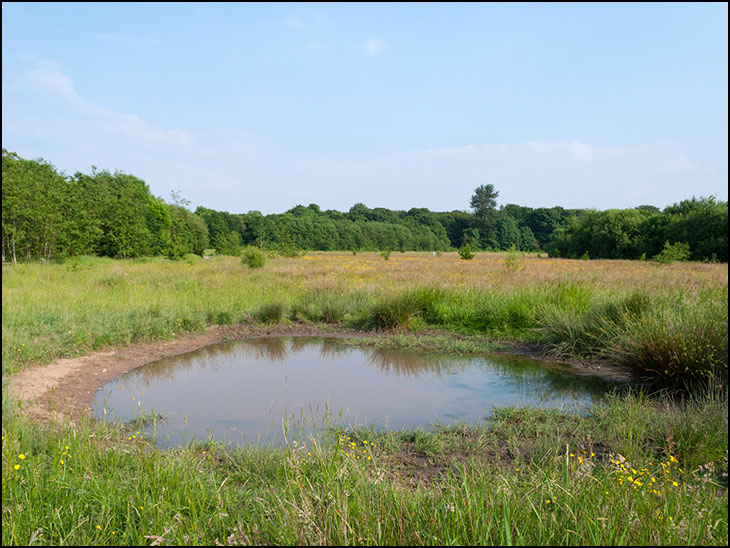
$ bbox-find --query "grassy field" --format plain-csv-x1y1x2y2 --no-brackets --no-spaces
2,252,728,545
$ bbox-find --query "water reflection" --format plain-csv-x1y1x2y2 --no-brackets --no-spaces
92,337,622,448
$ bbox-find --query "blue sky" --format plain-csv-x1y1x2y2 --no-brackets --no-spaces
2,2,727,214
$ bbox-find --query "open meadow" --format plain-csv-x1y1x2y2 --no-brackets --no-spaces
2,252,728,545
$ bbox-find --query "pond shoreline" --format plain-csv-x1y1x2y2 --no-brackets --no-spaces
7,323,634,426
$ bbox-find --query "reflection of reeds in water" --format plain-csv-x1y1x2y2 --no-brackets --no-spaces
477,354,619,400
317,340,354,361
111,338,351,392
244,337,289,362
367,350,467,378
99,337,621,406
366,349,620,398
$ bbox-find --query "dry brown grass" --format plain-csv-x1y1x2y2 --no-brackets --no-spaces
282,251,727,296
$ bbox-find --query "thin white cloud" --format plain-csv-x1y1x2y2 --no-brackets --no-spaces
305,40,327,51
95,33,159,47
13,55,192,147
4,58,726,214
286,15,302,28
361,38,387,57
288,141,727,212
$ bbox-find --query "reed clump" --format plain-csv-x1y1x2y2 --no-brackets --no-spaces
255,302,285,324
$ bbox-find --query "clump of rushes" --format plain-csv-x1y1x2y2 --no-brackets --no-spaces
602,307,728,391
540,290,728,392
255,302,285,324
316,294,349,323
362,293,419,330
241,246,266,269
539,292,654,359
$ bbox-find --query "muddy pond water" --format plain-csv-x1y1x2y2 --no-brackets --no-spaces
92,337,622,448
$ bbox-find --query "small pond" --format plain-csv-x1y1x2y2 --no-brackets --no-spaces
92,337,622,448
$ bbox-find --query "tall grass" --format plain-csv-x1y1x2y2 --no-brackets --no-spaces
2,391,726,545
2,253,728,545
3,253,727,390
539,288,728,390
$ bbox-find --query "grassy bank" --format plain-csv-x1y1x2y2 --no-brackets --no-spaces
3,252,727,386
3,391,727,545
2,252,728,545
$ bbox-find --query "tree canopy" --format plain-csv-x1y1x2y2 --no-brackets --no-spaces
2,150,727,263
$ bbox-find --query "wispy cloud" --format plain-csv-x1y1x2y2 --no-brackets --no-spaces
305,40,327,51
286,15,303,28
12,55,192,147
95,33,159,47
288,141,726,212
361,38,387,57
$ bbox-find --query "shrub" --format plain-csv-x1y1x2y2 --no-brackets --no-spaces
241,246,266,269
215,232,242,256
540,291,728,392
539,292,652,359
503,245,524,272
380,249,392,260
653,241,691,264
458,243,475,260
277,242,305,258
164,244,187,261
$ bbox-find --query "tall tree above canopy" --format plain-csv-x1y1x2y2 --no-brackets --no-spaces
470,184,500,248
470,184,499,218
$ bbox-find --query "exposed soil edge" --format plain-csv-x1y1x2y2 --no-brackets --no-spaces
5,323,634,426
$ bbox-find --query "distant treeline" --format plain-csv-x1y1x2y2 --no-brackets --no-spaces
2,149,727,263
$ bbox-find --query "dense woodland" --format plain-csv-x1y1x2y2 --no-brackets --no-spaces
2,149,727,263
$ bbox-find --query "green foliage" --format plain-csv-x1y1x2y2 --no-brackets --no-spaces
458,243,475,260
241,246,266,268
470,183,499,222
380,249,392,260
602,306,728,391
215,232,242,256
145,196,172,256
362,294,419,330
276,242,305,258
547,200,727,262
255,301,285,324
496,216,522,250
503,245,524,272
540,289,728,392
2,390,726,546
2,149,727,263
169,205,209,256
1,150,208,262
653,241,691,264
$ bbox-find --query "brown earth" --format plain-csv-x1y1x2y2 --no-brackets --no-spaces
5,324,633,426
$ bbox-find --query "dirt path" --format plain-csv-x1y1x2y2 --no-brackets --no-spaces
6,325,633,425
